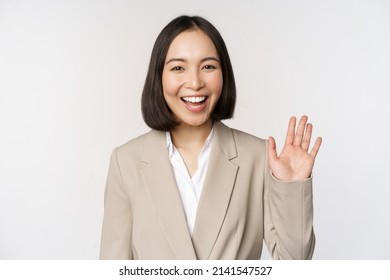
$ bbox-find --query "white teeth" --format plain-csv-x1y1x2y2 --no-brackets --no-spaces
182,96,206,103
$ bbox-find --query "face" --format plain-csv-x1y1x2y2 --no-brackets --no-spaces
162,29,223,128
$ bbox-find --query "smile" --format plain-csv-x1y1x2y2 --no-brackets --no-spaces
180,96,208,112
181,96,207,103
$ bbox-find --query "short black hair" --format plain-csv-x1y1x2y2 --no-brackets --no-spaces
141,15,236,131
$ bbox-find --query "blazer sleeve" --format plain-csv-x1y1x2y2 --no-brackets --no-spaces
263,143,315,260
100,148,133,259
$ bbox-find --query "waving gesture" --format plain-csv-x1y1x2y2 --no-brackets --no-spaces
268,116,322,181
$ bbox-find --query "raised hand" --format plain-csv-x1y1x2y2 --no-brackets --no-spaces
267,115,322,181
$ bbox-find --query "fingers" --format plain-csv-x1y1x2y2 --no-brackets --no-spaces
293,115,308,146
301,123,312,151
285,115,321,153
310,137,322,158
285,116,296,145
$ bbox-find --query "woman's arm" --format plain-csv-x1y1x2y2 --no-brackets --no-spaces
100,148,133,260
263,115,321,259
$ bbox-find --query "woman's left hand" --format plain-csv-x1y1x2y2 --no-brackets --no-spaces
267,115,322,181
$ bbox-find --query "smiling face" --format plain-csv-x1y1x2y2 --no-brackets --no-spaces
162,28,223,129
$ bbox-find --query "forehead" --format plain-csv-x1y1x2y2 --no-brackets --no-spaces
165,29,219,59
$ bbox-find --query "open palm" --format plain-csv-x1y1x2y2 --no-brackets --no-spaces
268,116,322,181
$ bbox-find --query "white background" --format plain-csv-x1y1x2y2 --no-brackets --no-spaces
1,0,389,259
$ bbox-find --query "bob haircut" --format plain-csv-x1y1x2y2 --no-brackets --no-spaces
141,15,236,131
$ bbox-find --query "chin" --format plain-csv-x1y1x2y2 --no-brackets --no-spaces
181,117,211,127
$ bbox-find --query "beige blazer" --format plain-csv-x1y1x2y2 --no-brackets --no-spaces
100,121,315,260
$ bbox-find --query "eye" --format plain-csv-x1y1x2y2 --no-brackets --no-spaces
170,66,184,71
202,65,217,70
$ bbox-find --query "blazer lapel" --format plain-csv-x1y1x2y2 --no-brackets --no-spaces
191,121,239,259
140,130,197,259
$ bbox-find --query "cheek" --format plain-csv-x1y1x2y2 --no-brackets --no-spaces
209,73,223,95
162,72,170,95
162,72,179,97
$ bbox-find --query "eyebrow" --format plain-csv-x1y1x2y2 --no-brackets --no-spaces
165,56,220,65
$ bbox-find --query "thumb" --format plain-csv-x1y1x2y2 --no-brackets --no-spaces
268,136,278,163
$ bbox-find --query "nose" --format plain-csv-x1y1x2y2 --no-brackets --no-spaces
185,69,205,91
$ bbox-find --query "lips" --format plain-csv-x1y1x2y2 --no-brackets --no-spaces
181,96,208,112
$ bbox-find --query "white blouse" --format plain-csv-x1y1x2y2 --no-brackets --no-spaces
165,128,214,236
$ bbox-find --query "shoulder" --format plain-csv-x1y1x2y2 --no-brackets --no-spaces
213,121,267,164
231,127,267,163
113,129,165,162
116,131,150,154
232,127,266,149
216,121,267,150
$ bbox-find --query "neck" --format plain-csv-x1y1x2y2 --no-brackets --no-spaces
169,120,213,150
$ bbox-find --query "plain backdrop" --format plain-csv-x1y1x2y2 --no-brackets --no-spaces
1,0,389,259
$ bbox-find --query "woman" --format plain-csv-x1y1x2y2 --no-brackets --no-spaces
100,15,322,260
